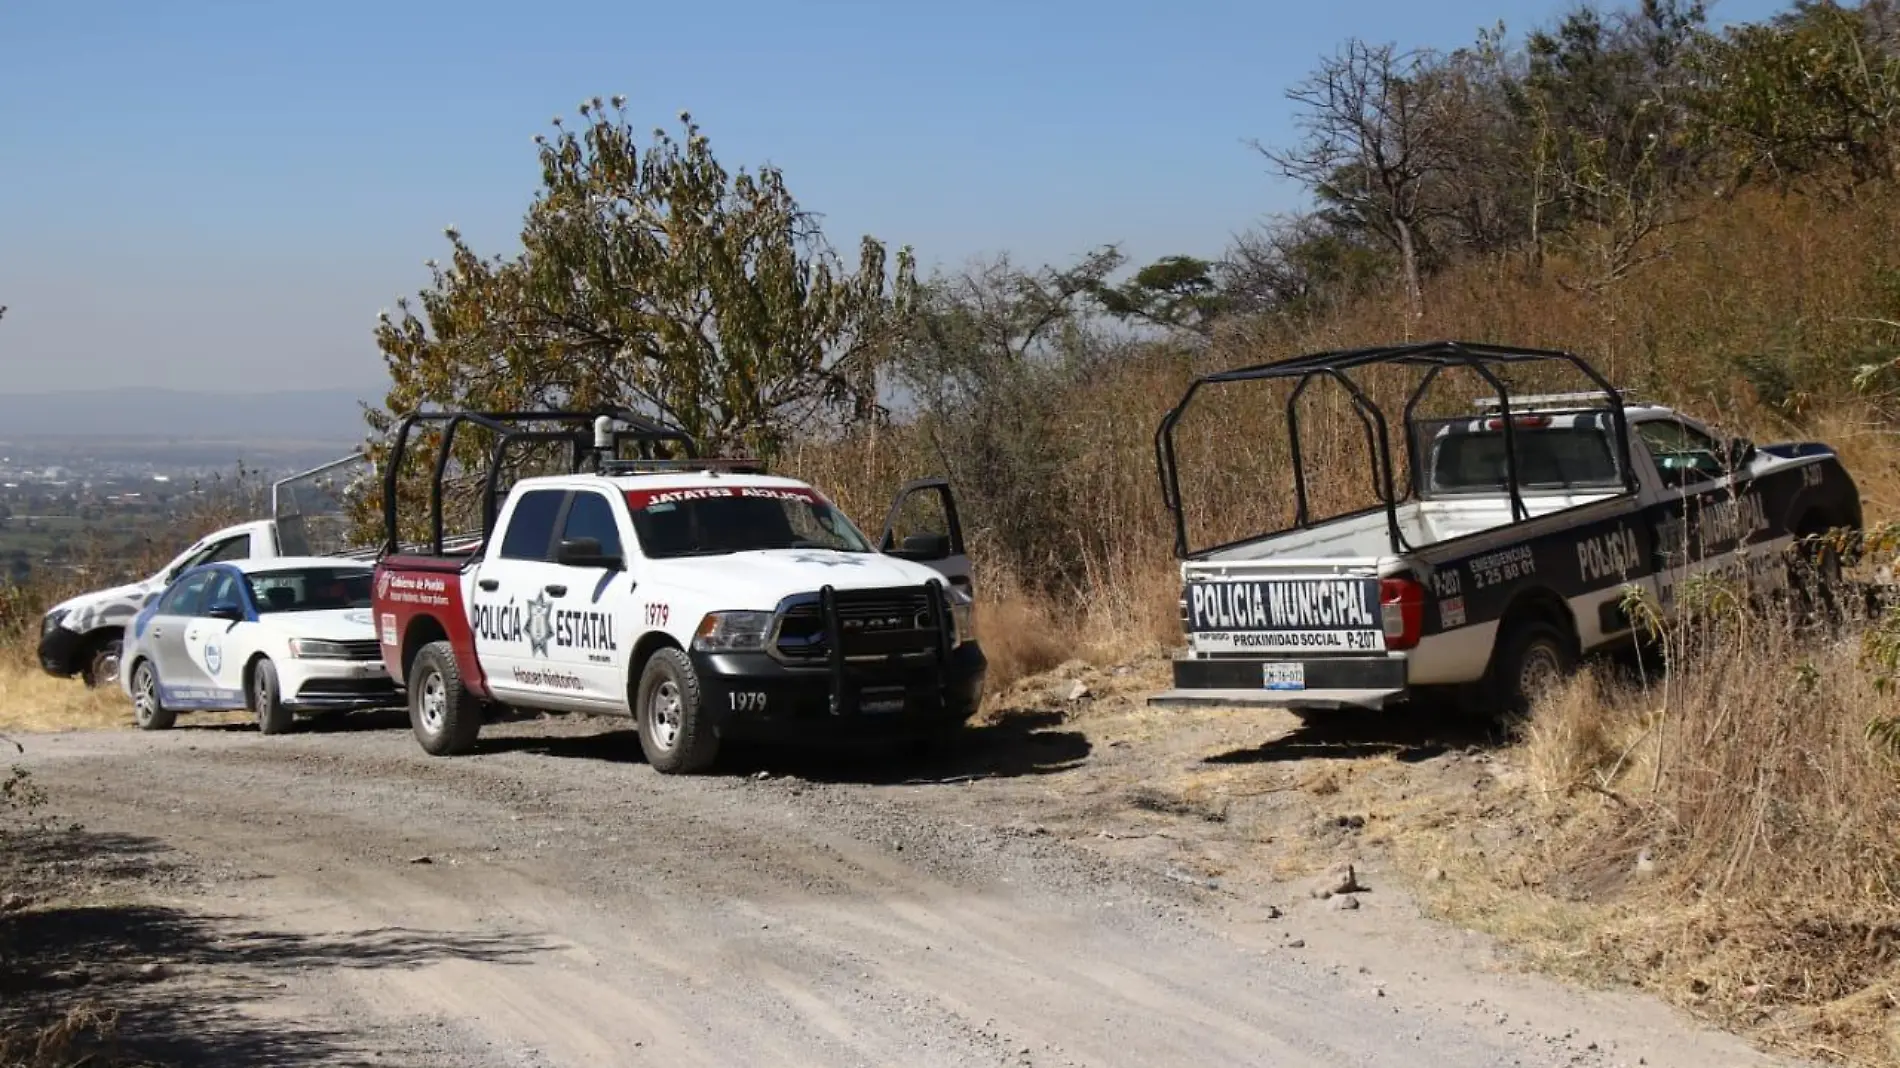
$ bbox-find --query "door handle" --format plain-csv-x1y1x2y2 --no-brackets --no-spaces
544,584,568,597
478,579,500,592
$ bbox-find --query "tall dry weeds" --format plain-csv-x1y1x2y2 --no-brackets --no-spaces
1495,576,1900,1065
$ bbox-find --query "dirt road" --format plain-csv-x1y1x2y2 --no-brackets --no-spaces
7,704,1804,1068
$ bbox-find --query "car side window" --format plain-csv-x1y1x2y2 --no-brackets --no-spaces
1636,420,1726,490
202,570,245,614
159,571,216,616
500,490,567,561
203,535,252,564
560,492,623,558
169,535,248,583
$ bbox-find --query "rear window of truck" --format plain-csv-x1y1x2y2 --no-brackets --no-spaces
1429,426,1621,493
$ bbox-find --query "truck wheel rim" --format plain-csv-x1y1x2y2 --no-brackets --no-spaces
419,671,446,733
1519,643,1563,702
650,680,682,751
94,646,122,687
133,665,157,722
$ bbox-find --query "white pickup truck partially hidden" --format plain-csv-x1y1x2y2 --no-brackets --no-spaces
1150,341,1862,714
37,452,376,688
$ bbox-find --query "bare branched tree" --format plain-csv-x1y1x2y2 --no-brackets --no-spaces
1255,40,1460,316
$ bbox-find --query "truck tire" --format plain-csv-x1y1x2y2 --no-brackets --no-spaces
249,658,294,736
1489,620,1575,716
636,648,719,774
407,640,483,756
129,660,175,731
83,637,123,689
1787,520,1845,621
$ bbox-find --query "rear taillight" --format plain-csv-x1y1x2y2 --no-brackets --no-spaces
1380,576,1426,651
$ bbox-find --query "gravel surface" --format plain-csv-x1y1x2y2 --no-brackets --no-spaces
6,710,1808,1068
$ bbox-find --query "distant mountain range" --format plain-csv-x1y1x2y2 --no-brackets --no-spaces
0,388,376,444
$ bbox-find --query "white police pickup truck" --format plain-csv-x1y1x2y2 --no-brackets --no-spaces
369,410,984,772
1150,341,1862,713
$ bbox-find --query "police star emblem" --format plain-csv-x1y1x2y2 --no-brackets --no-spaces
524,592,555,657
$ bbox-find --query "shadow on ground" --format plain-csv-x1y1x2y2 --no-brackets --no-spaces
0,826,548,1067
473,707,1092,784
737,707,1092,785
170,706,413,736
1204,701,1514,765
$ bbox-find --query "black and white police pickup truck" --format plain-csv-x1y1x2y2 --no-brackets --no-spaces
1149,341,1862,713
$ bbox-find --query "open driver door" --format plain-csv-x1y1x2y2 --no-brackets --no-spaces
878,477,973,596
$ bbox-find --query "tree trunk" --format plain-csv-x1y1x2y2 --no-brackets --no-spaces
1395,219,1424,318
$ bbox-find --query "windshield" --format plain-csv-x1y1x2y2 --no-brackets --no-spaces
625,486,874,559
1428,426,1622,494
247,567,374,613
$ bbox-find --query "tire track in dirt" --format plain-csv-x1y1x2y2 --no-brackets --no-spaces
12,724,1808,1067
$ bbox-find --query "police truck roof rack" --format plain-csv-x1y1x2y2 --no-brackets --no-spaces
379,407,700,558
1152,339,1638,559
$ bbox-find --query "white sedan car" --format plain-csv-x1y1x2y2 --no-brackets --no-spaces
120,556,398,733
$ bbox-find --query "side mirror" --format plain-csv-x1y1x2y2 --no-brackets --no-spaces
556,537,623,570
895,532,951,560
1726,437,1757,469
206,601,245,622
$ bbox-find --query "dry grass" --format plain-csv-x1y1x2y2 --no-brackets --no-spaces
0,651,126,733
1388,600,1900,1066
972,585,1070,693
0,1005,150,1068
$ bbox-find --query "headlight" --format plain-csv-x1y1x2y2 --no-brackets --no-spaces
288,638,352,659
947,587,975,647
693,611,773,653
41,609,69,636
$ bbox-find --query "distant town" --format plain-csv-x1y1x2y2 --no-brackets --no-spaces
0,434,362,584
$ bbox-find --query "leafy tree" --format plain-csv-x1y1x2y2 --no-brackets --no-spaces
1090,255,1228,337
365,97,917,537
1687,0,1900,191
891,251,1122,588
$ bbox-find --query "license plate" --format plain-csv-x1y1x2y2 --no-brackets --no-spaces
353,663,386,678
1262,662,1305,691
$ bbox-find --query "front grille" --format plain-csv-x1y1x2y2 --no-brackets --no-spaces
296,677,398,698
333,640,383,661
773,586,943,662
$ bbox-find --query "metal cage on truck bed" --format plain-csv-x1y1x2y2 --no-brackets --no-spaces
378,408,709,557
1153,340,1641,560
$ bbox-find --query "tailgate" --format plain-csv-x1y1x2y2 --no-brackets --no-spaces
1183,570,1388,655
1157,560,1408,710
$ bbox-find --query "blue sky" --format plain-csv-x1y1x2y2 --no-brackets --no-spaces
0,0,1787,398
